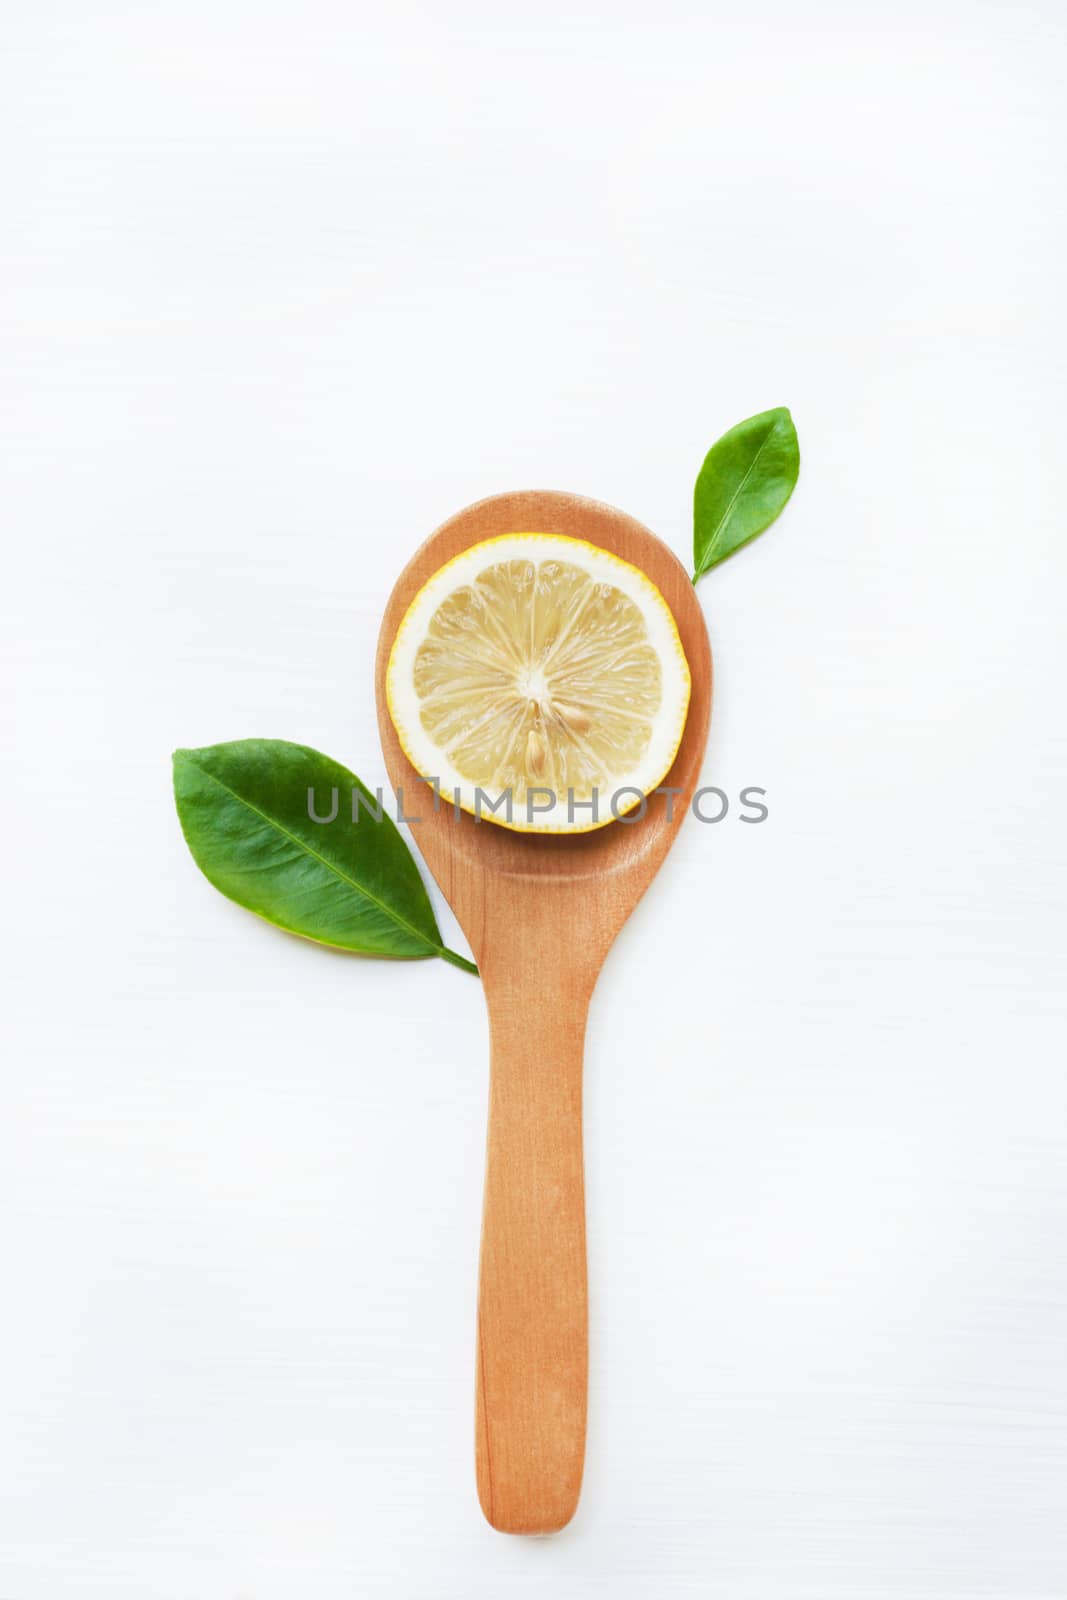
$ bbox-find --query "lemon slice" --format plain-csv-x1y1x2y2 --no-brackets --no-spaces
386,533,691,833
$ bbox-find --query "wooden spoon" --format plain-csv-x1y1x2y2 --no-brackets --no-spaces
375,491,712,1534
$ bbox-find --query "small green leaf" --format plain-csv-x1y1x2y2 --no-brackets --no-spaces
173,739,477,973
693,406,799,579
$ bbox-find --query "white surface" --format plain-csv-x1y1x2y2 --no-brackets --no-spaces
1,2,1065,1595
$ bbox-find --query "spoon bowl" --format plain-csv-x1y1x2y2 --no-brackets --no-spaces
376,490,711,1533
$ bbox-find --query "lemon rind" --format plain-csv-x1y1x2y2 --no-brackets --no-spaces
385,532,691,834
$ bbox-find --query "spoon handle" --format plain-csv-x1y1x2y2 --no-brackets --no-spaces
475,966,591,1534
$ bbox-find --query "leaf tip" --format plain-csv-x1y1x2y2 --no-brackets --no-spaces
772,405,799,452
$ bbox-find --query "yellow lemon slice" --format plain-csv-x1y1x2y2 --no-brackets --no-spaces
386,533,691,833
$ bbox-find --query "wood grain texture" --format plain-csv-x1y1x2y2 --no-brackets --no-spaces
375,491,712,1533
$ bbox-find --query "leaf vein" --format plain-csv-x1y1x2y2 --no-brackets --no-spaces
185,758,442,956
700,421,780,566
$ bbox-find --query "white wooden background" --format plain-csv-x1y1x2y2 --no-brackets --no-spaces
2,1,1065,1595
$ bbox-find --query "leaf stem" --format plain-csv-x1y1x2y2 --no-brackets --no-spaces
439,946,480,976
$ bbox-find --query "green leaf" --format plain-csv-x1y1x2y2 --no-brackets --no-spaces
173,739,477,973
693,406,800,578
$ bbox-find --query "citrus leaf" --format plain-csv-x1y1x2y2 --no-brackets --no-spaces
693,407,799,578
173,739,476,973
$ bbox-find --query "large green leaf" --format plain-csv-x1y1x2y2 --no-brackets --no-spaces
173,739,476,972
693,406,800,578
